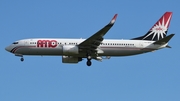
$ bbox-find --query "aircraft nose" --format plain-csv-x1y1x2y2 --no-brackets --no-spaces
5,46,11,52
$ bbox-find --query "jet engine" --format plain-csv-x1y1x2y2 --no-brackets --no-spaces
62,56,82,63
63,45,79,55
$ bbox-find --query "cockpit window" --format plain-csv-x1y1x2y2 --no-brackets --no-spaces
12,42,19,44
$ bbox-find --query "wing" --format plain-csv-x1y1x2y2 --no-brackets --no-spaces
79,14,118,54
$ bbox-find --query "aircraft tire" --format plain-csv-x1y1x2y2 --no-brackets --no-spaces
86,60,92,66
20,58,24,62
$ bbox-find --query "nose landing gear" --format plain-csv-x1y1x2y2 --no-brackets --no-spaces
15,54,24,62
20,57,24,62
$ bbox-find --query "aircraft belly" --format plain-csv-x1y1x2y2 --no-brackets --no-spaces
15,46,149,57
100,47,145,56
16,47,63,55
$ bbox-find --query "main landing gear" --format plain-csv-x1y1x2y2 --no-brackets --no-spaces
86,59,92,66
86,54,92,66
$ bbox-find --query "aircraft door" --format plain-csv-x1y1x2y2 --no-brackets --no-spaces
24,39,29,46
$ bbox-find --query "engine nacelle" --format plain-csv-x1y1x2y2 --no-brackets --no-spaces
63,45,79,55
62,56,82,63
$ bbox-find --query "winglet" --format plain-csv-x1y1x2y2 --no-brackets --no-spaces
110,14,118,24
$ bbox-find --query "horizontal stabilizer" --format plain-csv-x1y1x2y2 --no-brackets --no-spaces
153,34,175,45
166,45,172,48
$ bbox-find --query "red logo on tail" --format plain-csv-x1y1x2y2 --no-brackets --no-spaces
150,12,172,30
155,27,163,31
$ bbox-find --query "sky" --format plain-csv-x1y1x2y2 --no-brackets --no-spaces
0,0,180,101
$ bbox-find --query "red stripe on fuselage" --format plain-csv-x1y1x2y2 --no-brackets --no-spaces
11,46,36,53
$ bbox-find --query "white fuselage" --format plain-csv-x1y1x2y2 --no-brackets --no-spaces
6,38,167,57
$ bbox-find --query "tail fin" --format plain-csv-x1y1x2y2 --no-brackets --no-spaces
132,12,172,41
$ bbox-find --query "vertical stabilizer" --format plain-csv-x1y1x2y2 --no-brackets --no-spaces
132,12,172,41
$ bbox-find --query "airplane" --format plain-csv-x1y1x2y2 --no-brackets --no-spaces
5,12,174,66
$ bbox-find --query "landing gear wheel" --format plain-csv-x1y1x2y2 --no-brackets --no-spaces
20,58,24,62
86,60,92,66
